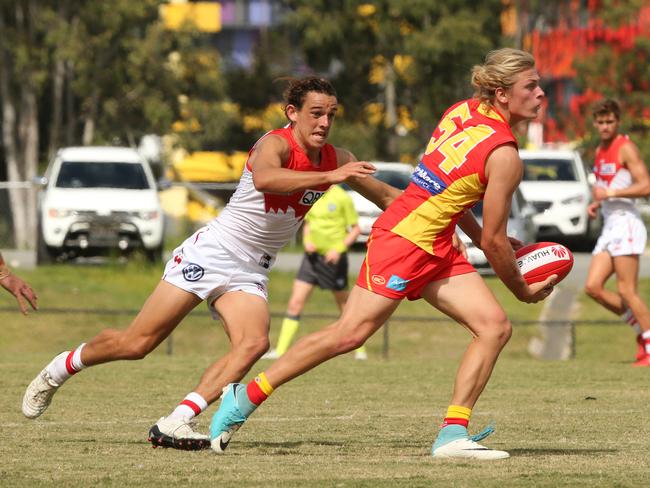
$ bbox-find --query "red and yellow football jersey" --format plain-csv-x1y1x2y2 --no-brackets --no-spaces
374,98,516,256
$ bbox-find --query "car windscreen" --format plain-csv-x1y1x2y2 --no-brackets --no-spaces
522,158,577,182
341,169,412,192
55,162,150,189
375,170,412,189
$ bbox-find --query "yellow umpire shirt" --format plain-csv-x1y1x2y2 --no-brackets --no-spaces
303,185,358,254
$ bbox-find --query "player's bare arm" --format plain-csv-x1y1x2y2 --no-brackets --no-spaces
337,148,403,210
482,145,554,303
457,210,482,248
594,141,650,201
250,137,375,194
616,142,650,197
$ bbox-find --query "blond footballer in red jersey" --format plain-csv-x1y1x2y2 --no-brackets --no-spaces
359,98,519,300
211,49,556,460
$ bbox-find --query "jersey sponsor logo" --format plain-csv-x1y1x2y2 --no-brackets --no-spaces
371,274,386,285
171,250,184,268
182,263,205,281
300,189,326,206
386,274,409,292
598,162,617,175
412,162,447,196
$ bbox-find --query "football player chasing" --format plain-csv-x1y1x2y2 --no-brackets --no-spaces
22,77,401,450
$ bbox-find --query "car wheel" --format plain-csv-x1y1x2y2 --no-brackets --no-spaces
145,244,163,263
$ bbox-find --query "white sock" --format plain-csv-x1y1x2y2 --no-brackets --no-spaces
168,392,208,420
46,343,87,385
621,309,642,335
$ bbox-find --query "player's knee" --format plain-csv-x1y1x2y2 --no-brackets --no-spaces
236,335,271,361
475,315,512,345
584,282,602,299
286,298,305,316
337,334,366,353
492,318,512,345
617,284,637,303
330,322,370,354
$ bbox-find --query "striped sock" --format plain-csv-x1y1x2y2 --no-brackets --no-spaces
169,392,208,420
48,343,86,385
442,405,472,428
622,308,642,335
246,372,275,406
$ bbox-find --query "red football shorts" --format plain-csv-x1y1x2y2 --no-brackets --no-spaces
355,228,475,300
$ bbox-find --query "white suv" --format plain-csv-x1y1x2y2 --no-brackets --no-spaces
36,146,164,263
342,162,414,243
518,148,600,247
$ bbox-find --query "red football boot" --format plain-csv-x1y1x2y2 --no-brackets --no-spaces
632,355,650,367
635,335,646,361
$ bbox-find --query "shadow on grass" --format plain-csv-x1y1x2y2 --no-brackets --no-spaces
510,448,617,456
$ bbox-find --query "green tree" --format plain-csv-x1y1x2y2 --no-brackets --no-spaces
0,0,231,248
572,1,650,164
284,0,502,161
0,1,51,248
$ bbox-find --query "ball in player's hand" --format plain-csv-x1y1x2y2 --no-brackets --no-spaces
515,242,574,285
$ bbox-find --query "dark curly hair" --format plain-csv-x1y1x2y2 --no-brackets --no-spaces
592,99,621,120
283,77,337,114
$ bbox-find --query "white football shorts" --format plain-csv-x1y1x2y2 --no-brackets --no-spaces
162,226,269,320
592,211,647,257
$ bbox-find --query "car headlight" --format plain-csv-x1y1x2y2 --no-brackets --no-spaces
136,210,160,220
47,208,73,218
560,195,585,205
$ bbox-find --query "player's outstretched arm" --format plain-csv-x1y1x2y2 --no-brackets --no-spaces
337,148,404,210
250,137,375,194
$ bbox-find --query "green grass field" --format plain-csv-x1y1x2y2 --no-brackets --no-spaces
2,262,650,487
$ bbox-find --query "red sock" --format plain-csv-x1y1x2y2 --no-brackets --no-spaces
441,405,471,428
246,372,274,406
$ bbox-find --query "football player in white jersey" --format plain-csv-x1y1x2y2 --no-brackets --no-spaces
22,77,401,449
584,98,650,366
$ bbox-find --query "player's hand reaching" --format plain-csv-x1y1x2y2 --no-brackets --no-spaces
508,236,524,251
0,273,38,314
330,161,376,185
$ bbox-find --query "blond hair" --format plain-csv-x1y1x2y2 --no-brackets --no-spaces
471,48,536,105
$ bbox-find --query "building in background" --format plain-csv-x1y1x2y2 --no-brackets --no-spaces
160,0,289,70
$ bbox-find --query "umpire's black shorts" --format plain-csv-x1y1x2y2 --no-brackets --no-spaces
296,252,349,291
